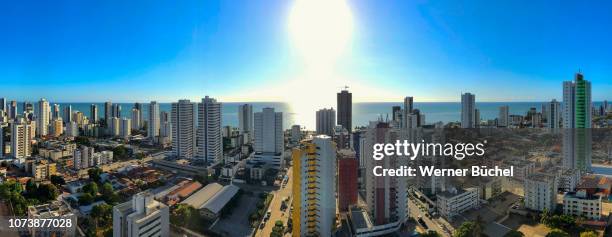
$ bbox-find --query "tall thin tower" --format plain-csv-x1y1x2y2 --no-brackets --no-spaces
337,88,352,132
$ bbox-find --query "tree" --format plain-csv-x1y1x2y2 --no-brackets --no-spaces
25,179,37,195
88,168,103,183
504,230,525,237
82,182,99,197
579,231,598,237
79,193,94,206
270,220,284,237
540,208,552,225
100,182,119,204
50,175,66,186
91,203,113,228
112,146,129,160
37,184,59,202
75,136,91,146
546,229,570,237
454,221,479,237
421,231,442,237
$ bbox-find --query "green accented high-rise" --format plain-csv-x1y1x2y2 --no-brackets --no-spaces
562,72,592,172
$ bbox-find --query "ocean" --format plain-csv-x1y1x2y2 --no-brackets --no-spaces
22,101,607,130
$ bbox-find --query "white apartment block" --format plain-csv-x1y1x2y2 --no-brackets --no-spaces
436,187,479,219
254,107,283,153
131,108,141,130
171,100,197,159
148,101,160,142
11,118,31,159
121,118,132,138
197,96,222,165
461,93,476,128
524,173,558,212
238,104,253,143
113,191,169,237
498,105,509,127
37,98,50,137
253,108,284,169
563,190,601,220
316,108,335,136
290,124,301,144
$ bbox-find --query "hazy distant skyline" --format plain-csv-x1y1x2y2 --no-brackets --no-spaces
1,0,611,103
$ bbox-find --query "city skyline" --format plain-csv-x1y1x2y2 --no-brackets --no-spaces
1,0,611,103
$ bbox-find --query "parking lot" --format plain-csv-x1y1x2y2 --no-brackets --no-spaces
210,193,261,237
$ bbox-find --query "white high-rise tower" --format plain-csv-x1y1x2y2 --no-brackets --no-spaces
498,105,509,127
148,101,160,143
36,98,50,137
461,93,476,128
198,96,222,165
11,118,31,159
238,104,253,143
171,100,197,159
253,108,284,169
316,108,335,136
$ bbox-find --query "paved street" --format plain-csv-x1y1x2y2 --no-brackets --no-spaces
256,167,293,237
408,196,451,237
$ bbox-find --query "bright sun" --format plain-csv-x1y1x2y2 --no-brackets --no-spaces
284,0,355,129
288,0,354,68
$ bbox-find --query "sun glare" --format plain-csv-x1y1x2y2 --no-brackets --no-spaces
285,0,354,128
288,0,353,68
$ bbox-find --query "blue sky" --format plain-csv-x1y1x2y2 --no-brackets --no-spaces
1,0,610,102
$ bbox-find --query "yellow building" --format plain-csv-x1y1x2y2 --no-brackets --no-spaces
292,135,336,237
52,119,63,137
30,160,57,181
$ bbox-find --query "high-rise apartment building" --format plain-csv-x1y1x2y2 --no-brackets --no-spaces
254,108,283,153
52,104,60,121
37,98,50,137
131,108,141,130
290,125,301,144
253,108,284,169
148,101,160,142
0,124,4,158
362,122,409,229
9,101,17,120
121,118,131,138
198,96,222,165
63,105,72,125
159,111,171,144
461,93,476,128
104,101,112,126
134,103,144,127
109,117,120,137
563,73,592,172
51,119,63,137
546,99,561,129
524,173,557,212
498,105,509,127
113,191,169,237
316,108,336,136
338,149,358,212
337,89,352,132
66,121,79,137
111,104,121,118
11,118,31,159
171,100,197,159
0,98,5,113
90,104,98,124
292,135,336,236
238,104,253,143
